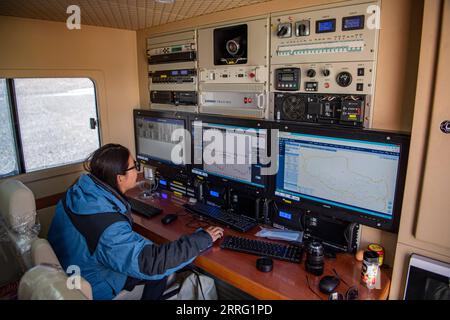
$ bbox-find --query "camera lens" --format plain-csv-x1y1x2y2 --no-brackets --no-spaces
306,241,324,276
226,39,240,56
307,241,324,255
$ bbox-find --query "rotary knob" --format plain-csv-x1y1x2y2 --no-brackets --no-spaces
336,72,352,87
307,69,316,78
277,24,291,37
441,121,450,134
322,69,331,77
277,26,287,36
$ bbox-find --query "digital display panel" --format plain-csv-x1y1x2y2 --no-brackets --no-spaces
180,70,188,75
279,211,292,220
305,82,317,90
210,190,220,198
342,15,365,31
316,19,336,33
281,73,294,82
171,70,179,75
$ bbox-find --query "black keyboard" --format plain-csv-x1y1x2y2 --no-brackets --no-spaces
183,203,257,233
127,197,162,217
220,235,303,263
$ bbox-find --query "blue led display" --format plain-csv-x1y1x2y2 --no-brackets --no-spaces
159,179,167,186
316,19,336,33
343,15,365,31
279,211,292,220
210,190,220,198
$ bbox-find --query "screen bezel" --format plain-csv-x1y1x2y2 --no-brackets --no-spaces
189,114,272,193
272,122,410,233
133,109,190,173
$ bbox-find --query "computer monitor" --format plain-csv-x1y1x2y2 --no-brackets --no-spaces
191,116,269,189
274,124,410,232
133,110,188,168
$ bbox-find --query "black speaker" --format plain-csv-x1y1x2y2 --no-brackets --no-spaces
213,24,248,65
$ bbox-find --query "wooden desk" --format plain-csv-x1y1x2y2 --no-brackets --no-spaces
127,188,391,300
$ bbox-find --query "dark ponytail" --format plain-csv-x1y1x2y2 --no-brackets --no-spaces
84,144,130,192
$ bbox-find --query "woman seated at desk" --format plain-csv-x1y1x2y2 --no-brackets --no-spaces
48,143,224,300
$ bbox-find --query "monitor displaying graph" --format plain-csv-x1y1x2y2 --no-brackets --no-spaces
135,115,187,165
192,121,267,188
275,131,401,219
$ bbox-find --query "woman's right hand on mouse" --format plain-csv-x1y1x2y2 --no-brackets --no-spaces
205,226,224,242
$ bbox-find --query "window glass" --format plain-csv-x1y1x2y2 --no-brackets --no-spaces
0,79,19,178
14,78,100,172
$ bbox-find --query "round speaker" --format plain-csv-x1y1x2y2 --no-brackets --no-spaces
226,39,240,56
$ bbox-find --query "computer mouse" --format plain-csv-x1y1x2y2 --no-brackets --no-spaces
161,214,178,225
319,275,340,294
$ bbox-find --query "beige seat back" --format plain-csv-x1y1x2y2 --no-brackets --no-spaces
18,238,93,300
18,264,90,300
0,179,40,268
31,238,61,267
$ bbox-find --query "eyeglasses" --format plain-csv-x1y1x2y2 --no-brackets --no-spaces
124,160,140,172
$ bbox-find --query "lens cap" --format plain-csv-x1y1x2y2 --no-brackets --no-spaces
256,257,273,272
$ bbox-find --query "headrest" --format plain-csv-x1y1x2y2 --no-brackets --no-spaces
0,180,36,231
18,264,90,300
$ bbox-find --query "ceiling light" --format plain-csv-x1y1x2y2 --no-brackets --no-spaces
155,0,175,3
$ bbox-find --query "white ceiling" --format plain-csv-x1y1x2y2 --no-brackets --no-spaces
0,0,272,30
